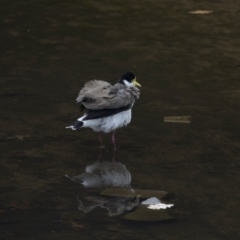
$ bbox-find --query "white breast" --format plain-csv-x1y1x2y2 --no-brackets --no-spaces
80,109,132,133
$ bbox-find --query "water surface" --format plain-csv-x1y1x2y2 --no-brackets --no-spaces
0,0,240,239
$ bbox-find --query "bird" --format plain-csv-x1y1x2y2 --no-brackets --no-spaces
66,72,141,149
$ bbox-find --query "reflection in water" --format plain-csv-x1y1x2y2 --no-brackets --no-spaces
67,161,131,188
98,147,117,163
67,161,139,216
77,194,139,217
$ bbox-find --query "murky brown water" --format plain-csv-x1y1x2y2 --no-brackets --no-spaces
1,0,240,239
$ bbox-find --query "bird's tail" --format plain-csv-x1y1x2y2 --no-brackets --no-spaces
66,120,83,130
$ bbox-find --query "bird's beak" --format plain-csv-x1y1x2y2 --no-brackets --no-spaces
132,78,141,87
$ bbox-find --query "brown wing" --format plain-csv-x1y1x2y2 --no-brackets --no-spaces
76,80,140,110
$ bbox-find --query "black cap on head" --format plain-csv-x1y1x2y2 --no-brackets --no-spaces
118,72,135,84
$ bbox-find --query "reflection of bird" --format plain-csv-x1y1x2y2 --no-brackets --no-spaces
66,72,141,148
77,195,139,217
67,162,131,188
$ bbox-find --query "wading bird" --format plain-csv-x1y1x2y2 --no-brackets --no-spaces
66,72,141,149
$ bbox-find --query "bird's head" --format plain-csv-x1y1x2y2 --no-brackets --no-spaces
118,72,141,87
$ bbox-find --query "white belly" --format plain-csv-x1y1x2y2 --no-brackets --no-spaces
79,109,132,133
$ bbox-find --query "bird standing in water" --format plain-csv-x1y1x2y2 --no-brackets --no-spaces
66,72,141,149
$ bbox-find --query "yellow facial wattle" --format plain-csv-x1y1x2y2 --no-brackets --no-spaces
132,78,141,87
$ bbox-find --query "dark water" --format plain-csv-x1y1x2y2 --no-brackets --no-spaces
1,0,240,239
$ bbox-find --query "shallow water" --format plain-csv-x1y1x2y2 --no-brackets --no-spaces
1,0,240,239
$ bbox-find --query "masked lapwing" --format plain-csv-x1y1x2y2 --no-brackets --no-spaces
66,72,141,149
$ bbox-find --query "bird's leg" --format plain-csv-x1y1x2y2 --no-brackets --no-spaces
111,130,116,150
98,147,103,162
98,132,104,148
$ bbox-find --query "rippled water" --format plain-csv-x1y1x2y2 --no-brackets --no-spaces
1,0,240,239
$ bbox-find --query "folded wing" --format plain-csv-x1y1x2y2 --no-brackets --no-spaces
76,80,140,110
